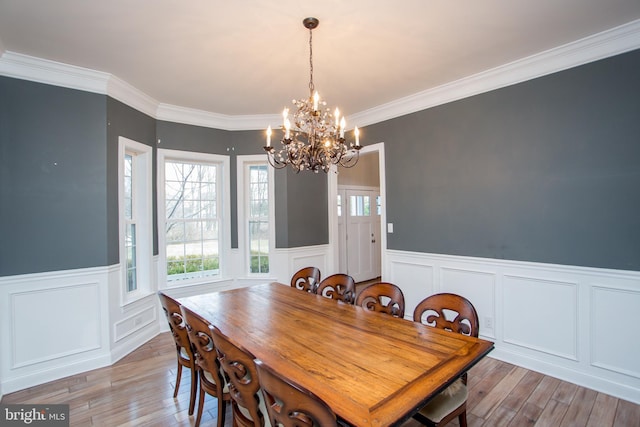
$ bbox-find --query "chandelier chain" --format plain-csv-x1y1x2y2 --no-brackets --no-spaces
308,27,314,94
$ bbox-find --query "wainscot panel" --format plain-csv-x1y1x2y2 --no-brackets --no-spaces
591,285,640,379
0,267,111,394
441,267,496,339
503,275,578,360
287,244,330,283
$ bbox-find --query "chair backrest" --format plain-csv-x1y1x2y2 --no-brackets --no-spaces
316,273,356,304
412,293,479,337
180,305,226,390
255,360,337,427
211,326,268,427
290,267,321,293
158,292,194,361
355,282,405,318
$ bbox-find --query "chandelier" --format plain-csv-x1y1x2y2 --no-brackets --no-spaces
264,17,361,173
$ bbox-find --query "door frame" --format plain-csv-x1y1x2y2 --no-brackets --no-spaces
327,142,387,279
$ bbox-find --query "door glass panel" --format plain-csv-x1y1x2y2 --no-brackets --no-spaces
349,195,370,216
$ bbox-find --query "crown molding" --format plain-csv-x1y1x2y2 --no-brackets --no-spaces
106,75,158,118
0,51,110,94
1,19,639,130
349,18,640,127
0,52,159,118
156,103,279,131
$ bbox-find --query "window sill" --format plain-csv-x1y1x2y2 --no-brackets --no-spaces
164,275,234,290
121,290,155,308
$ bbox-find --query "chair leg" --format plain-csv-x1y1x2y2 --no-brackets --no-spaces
216,397,226,427
188,366,197,415
195,384,206,427
459,411,468,427
174,359,183,398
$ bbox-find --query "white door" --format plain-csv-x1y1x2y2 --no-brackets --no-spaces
345,189,381,282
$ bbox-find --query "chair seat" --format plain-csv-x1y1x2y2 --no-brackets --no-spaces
236,395,273,427
179,347,191,360
202,370,231,393
416,380,467,423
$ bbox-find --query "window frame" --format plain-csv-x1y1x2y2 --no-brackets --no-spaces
157,148,231,288
118,137,153,305
237,155,275,277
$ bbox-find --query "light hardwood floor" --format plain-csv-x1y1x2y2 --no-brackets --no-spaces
2,332,639,426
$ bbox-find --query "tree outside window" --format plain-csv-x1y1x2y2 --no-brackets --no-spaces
164,160,220,281
248,165,269,273
124,153,137,292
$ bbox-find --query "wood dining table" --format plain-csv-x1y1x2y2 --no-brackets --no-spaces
179,282,494,427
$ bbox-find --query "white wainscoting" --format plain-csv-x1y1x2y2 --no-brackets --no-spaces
0,267,111,396
5,245,636,407
287,245,330,277
0,246,333,398
385,249,640,405
503,275,578,361
0,262,163,396
11,282,103,368
591,285,640,379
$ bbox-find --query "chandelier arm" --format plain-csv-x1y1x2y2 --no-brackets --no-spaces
338,150,360,168
265,150,289,169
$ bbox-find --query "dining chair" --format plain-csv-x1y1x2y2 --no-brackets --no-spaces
411,293,480,427
210,326,271,427
316,273,356,304
290,266,321,293
355,282,405,318
157,292,198,416
180,305,232,427
254,360,338,427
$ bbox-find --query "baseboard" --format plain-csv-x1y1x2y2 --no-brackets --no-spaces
2,353,112,395
489,348,640,405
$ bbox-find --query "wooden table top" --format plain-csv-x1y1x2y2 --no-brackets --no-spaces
179,282,494,427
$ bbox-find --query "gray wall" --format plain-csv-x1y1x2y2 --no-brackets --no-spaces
107,98,156,260
2,48,638,276
227,130,329,248
155,120,234,247
0,77,108,276
154,122,329,249
367,48,640,271
338,152,379,187
280,168,328,248
0,80,330,277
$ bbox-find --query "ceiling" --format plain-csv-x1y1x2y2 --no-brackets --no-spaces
1,0,639,120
